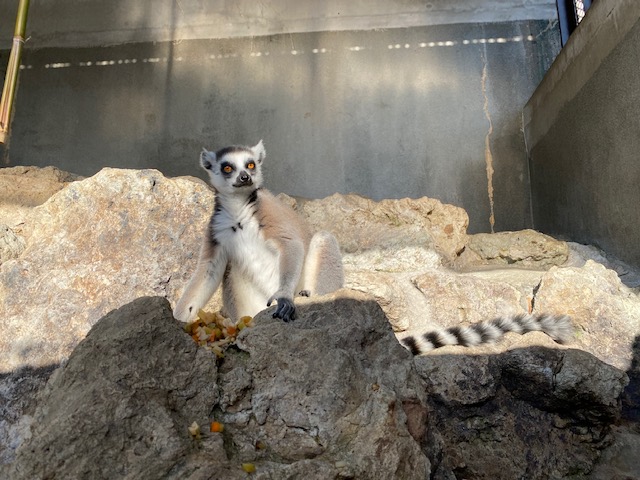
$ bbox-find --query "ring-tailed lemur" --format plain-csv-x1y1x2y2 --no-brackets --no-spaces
174,140,344,323
400,313,573,355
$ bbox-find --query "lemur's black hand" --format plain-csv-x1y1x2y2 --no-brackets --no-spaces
268,297,297,322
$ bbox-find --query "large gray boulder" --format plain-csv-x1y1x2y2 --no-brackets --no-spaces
3,294,632,479
3,295,431,479
2,297,221,479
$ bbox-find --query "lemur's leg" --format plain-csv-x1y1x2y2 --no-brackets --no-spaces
267,237,305,322
174,238,227,322
301,231,344,297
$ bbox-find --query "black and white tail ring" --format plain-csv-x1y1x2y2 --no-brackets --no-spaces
401,313,573,355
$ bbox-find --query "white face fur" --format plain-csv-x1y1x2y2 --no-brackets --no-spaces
200,140,266,195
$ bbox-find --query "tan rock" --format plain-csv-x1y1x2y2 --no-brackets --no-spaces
0,225,25,264
409,268,527,330
343,246,442,331
0,166,82,230
346,271,428,332
534,260,640,370
463,229,569,269
567,242,640,289
292,193,468,264
0,168,213,372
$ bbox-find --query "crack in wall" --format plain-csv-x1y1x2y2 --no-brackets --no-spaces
481,52,496,233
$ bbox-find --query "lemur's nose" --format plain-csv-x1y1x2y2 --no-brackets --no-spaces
236,171,252,186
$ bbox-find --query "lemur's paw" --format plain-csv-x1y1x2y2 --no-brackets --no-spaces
268,296,297,322
298,290,311,297
173,303,197,323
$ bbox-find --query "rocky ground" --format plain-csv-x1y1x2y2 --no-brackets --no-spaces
0,166,639,478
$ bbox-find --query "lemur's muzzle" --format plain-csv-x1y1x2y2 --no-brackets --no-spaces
234,171,253,187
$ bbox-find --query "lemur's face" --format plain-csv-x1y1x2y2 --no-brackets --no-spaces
200,141,265,195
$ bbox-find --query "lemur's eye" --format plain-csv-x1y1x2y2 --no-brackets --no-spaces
223,165,233,174
247,162,256,170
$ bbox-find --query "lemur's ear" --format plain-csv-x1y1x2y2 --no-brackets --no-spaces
200,148,216,170
251,140,266,164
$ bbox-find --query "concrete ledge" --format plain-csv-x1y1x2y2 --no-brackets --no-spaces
523,0,640,149
0,0,557,49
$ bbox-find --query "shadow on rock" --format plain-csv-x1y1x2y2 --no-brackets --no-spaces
416,346,628,479
622,335,640,425
0,364,60,465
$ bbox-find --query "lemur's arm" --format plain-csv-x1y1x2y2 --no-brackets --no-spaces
266,235,305,322
174,237,227,322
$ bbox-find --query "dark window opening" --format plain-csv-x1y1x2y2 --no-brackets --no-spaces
557,0,595,45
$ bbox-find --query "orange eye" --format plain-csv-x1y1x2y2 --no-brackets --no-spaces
223,165,233,174
247,162,255,170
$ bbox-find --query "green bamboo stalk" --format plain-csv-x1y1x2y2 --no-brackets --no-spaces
0,0,31,145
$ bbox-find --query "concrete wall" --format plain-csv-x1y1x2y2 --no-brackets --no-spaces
1,1,560,233
1,0,557,48
524,0,640,267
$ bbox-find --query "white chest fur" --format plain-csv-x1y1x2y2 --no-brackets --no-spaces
211,194,280,297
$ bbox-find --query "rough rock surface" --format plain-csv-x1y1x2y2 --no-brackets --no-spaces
464,229,570,269
0,168,213,372
293,193,469,263
417,347,628,479
1,166,639,478
0,165,81,230
343,246,443,332
567,242,640,289
3,295,633,480
0,365,57,466
411,269,527,328
0,224,25,264
589,427,640,480
534,261,640,371
3,295,431,480
2,297,220,480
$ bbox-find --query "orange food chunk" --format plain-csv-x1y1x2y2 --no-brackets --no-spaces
210,421,224,433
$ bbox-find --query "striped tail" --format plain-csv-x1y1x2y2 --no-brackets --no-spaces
401,313,573,355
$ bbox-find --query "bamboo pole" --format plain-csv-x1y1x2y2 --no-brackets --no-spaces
0,0,31,145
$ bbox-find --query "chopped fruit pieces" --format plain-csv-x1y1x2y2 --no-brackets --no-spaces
184,310,254,357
